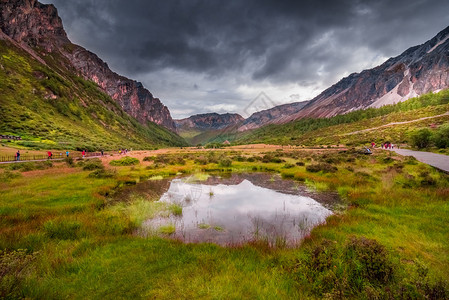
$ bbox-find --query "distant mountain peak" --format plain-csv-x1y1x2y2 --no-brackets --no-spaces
278,25,449,123
175,113,244,130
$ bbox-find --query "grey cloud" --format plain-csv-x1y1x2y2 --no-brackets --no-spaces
41,0,449,118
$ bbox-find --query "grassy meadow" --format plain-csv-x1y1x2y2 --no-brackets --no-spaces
1,147,448,299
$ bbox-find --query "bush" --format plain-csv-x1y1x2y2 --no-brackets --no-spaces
142,156,156,162
109,156,139,166
409,128,432,149
306,163,337,173
295,236,395,298
82,158,104,170
345,236,394,285
88,169,115,178
64,156,74,167
218,158,232,167
7,161,53,172
432,122,449,148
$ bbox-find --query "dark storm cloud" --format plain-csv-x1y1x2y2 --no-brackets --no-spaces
41,0,449,117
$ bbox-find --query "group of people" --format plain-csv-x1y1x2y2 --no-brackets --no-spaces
370,142,398,150
12,149,107,162
118,149,129,155
381,142,397,149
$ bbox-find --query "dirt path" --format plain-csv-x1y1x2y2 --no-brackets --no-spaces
343,111,449,136
0,155,102,164
388,148,449,172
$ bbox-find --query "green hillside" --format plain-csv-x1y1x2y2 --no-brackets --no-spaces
0,39,187,150
222,90,449,147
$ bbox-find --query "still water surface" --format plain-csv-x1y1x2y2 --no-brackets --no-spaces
141,173,338,246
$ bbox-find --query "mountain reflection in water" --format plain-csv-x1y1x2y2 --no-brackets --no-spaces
141,173,338,247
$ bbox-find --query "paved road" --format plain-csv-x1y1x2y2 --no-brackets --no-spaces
388,148,449,173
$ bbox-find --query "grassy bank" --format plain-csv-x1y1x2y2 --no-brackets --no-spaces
1,148,448,298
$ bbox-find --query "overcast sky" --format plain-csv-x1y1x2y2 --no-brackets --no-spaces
41,0,449,119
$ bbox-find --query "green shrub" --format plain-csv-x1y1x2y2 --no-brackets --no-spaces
7,161,53,172
88,169,115,178
109,156,139,166
82,158,104,170
142,156,155,162
218,158,232,167
295,236,395,298
283,163,295,169
408,128,432,149
345,236,394,285
64,156,74,167
432,122,449,148
306,163,337,173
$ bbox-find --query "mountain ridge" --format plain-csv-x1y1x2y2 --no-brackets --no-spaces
0,0,177,131
185,25,449,134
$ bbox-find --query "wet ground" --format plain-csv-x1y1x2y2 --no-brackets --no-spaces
134,173,340,247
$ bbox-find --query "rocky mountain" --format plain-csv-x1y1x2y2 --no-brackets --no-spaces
175,113,244,130
0,0,176,131
237,101,309,131
283,25,449,122
174,113,244,144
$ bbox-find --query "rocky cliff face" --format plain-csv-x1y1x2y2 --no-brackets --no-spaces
284,26,449,122
175,113,244,130
0,0,176,131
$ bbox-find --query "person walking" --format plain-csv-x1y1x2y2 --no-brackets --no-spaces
101,149,104,156
16,150,20,161
82,150,85,158
66,151,69,157
47,151,51,160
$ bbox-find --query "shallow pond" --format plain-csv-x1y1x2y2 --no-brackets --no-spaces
140,173,339,247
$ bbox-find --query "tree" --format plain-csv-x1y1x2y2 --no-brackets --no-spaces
432,123,449,148
408,128,432,149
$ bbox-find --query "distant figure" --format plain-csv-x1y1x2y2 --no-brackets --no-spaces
47,151,51,159
16,150,20,161
119,150,122,155
101,149,104,156
82,150,85,158
391,144,394,149
371,142,375,148
66,151,69,157
364,147,372,155
381,143,384,149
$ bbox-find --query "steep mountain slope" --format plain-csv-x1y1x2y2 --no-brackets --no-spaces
0,0,187,149
233,89,449,146
285,25,449,121
237,101,309,131
0,0,176,131
174,113,243,144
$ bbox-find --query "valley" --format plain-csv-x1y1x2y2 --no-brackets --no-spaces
1,0,448,299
